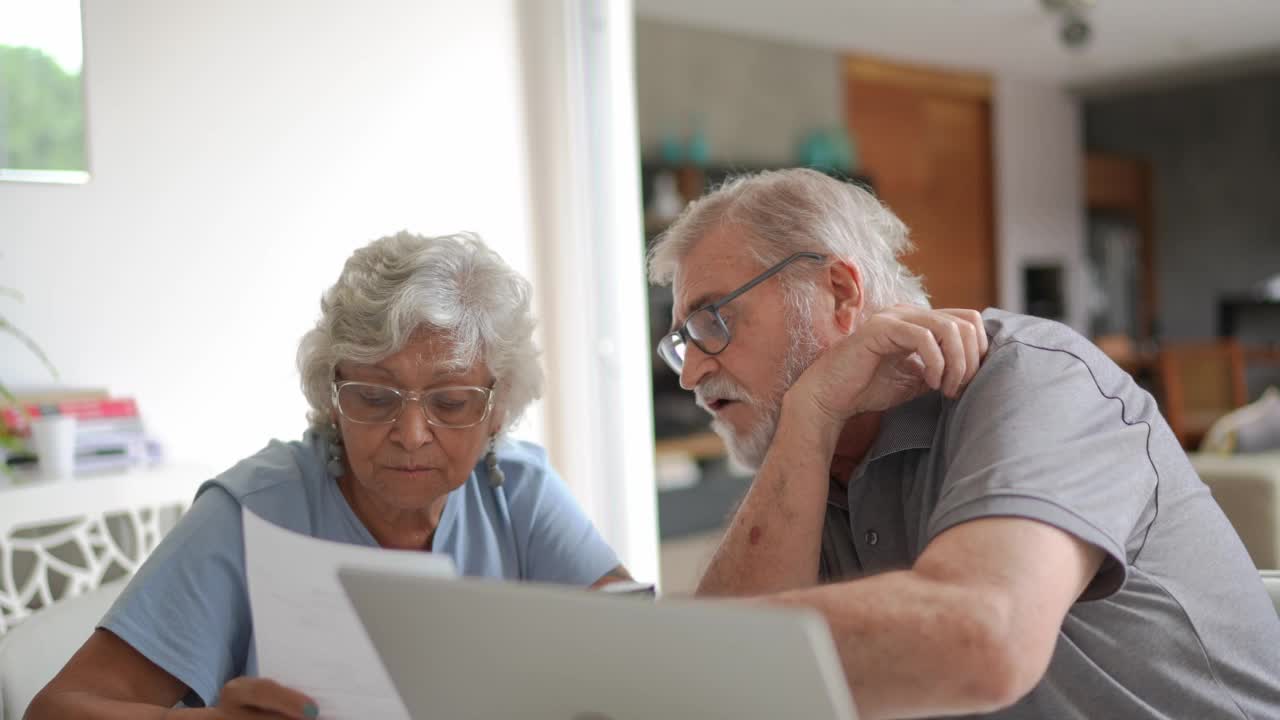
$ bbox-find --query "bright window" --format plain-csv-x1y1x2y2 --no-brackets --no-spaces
0,0,88,183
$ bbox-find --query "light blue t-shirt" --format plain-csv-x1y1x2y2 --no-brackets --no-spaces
99,431,619,707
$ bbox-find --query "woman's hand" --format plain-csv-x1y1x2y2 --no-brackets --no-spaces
787,306,989,425
207,677,318,719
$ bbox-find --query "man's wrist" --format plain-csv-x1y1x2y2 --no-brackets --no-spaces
779,390,843,455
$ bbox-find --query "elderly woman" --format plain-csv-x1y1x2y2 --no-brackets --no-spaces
28,232,628,719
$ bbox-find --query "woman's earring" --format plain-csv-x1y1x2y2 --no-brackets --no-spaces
327,422,347,478
485,435,504,487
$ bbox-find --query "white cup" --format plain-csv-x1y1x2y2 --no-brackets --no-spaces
30,415,77,480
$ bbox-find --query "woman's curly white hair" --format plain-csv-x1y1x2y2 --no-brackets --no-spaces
297,231,542,437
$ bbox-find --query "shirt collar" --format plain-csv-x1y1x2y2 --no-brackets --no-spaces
863,391,942,463
827,392,942,508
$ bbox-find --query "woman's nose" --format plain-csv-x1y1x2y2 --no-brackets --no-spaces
393,399,435,447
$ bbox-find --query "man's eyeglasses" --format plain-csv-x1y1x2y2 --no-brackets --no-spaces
331,381,495,428
657,252,826,373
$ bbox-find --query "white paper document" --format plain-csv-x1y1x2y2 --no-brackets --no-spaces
243,507,457,719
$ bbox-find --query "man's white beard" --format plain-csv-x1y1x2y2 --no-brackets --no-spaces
710,316,822,471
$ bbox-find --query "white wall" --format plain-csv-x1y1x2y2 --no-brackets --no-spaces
993,76,1089,331
0,0,541,469
634,18,843,165
1,0,659,578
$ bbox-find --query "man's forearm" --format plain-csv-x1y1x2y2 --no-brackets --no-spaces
772,572,1022,720
696,398,839,596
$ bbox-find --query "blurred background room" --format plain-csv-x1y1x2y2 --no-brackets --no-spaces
632,0,1280,592
1,1,1278,684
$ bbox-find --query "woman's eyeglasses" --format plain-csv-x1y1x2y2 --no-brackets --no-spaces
331,381,495,428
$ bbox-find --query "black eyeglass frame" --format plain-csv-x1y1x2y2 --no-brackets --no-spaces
657,251,827,373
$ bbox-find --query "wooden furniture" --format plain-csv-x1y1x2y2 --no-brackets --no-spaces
1245,346,1280,367
1093,333,1155,377
1158,340,1247,450
1085,152,1157,344
843,55,996,311
654,431,726,462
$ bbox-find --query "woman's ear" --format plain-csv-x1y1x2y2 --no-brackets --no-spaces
487,406,505,439
829,260,864,333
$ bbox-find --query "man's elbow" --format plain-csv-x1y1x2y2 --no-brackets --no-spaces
963,644,1038,713
951,593,1050,712
694,566,733,597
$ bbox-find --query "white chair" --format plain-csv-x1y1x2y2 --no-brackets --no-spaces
1263,570,1280,618
1188,452,1280,570
0,579,126,720
1,465,209,635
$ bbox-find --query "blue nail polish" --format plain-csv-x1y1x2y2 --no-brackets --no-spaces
304,702,319,719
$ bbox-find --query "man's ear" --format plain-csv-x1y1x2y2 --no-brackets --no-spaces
829,260,864,333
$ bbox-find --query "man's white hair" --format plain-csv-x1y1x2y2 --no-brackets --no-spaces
647,168,929,313
297,231,542,436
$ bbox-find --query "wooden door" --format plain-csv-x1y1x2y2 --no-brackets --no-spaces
1085,152,1157,343
844,56,997,311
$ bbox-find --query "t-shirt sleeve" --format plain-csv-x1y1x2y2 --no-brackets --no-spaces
505,456,621,586
929,341,1158,600
98,486,250,707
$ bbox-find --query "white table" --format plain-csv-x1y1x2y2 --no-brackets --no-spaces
0,464,213,635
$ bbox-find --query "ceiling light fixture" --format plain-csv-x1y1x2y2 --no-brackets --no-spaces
1041,0,1095,50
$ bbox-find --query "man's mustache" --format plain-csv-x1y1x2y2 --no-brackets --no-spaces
694,375,757,412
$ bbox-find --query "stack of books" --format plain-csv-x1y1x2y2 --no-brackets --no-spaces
1,389,164,473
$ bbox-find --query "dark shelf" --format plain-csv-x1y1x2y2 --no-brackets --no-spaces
657,463,751,540
1218,294,1280,338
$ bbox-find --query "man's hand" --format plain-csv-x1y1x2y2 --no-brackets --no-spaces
788,306,989,425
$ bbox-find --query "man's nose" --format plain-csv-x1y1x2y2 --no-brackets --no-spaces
679,343,716,391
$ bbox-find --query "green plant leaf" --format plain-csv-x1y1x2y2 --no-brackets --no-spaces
0,432,21,452
0,317,58,379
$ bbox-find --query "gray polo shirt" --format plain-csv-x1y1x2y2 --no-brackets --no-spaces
819,309,1280,719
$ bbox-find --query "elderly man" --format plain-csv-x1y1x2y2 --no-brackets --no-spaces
649,168,1280,719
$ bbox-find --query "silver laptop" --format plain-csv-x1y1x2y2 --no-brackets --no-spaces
338,568,858,720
